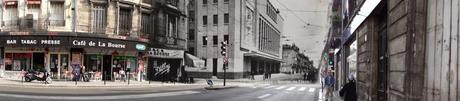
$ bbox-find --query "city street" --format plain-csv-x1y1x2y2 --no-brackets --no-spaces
0,79,320,101
0,74,321,101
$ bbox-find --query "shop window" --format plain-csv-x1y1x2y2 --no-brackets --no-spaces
85,55,102,72
5,53,32,71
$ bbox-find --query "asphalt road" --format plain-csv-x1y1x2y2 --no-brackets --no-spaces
0,81,320,101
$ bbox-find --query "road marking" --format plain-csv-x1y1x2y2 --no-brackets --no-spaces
286,87,296,91
308,88,315,92
264,86,276,89
257,94,272,99
0,91,200,100
298,87,307,91
276,86,286,90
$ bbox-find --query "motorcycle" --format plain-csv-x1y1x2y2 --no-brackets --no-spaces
24,71,52,84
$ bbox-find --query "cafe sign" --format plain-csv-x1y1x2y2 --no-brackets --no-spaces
148,48,184,59
72,40,126,49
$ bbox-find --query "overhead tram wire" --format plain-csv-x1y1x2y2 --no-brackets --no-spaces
273,0,325,28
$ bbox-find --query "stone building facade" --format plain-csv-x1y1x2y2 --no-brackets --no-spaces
322,0,460,100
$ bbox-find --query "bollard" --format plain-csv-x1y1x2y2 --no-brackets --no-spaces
127,71,130,85
104,72,106,85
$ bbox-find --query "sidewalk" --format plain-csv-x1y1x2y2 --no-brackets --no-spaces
319,88,343,101
0,78,204,88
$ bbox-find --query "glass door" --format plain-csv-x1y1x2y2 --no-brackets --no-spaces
50,54,59,79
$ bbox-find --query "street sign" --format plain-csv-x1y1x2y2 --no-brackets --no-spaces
207,80,213,87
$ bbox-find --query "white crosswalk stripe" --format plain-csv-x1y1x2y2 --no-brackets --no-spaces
308,88,315,92
264,86,276,89
276,86,286,90
286,87,296,91
298,87,307,91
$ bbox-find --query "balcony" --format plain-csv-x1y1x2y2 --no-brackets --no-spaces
48,20,65,27
1,19,49,32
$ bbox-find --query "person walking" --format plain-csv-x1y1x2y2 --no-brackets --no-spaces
324,70,335,101
339,73,357,101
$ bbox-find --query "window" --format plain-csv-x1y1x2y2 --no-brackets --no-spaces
224,13,229,24
119,8,132,35
213,0,218,4
91,4,107,33
3,5,18,26
141,13,152,37
203,15,208,25
166,0,178,7
166,14,178,38
213,14,218,25
224,35,229,42
188,29,195,40
49,2,65,26
203,36,208,46
213,35,218,45
224,0,229,3
203,58,207,66
203,0,207,5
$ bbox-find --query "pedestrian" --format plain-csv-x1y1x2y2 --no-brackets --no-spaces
339,73,357,101
324,70,335,101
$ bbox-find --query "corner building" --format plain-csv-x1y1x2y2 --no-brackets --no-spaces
188,0,284,79
0,0,153,81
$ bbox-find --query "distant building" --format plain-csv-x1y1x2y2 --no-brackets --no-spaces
282,44,313,74
188,0,284,79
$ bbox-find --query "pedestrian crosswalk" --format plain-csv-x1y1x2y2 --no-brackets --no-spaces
254,85,318,92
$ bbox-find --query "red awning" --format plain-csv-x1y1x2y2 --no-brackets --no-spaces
27,0,41,5
4,0,18,6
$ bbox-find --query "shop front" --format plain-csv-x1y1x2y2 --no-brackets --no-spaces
0,35,147,81
146,48,184,82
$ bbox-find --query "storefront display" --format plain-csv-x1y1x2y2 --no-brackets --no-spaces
147,48,184,81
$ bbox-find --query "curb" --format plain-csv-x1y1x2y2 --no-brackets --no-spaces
203,86,238,90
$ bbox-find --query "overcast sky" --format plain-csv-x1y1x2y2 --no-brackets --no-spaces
271,0,332,67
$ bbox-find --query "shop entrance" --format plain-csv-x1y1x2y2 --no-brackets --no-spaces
32,53,45,71
49,54,69,80
102,55,112,80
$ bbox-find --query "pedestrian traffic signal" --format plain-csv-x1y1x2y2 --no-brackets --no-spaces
221,41,227,56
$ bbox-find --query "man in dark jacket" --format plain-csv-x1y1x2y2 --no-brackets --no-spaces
339,74,357,101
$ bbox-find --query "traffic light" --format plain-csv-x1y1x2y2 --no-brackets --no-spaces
328,53,334,65
221,41,227,56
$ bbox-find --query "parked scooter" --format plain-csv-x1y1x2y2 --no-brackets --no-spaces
24,71,52,84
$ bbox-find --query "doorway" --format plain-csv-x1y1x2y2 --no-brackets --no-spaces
103,55,112,80
49,54,69,80
377,22,388,101
33,53,45,71
212,58,217,76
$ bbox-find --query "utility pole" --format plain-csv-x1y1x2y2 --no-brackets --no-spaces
220,41,228,86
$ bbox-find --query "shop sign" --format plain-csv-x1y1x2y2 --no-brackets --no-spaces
72,40,126,49
136,44,146,51
147,48,184,58
6,39,61,45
